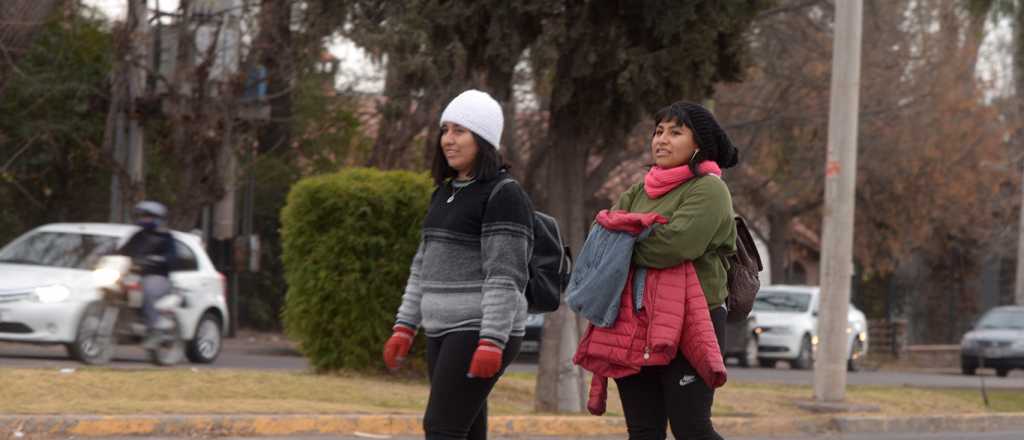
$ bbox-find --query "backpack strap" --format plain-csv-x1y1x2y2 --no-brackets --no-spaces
487,178,515,203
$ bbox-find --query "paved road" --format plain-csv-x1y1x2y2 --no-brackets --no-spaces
0,335,307,370
2,341,1022,390
89,432,1024,439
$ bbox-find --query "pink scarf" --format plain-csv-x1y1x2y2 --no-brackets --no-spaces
644,161,722,199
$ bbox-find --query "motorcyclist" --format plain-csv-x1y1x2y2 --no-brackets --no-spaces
116,201,177,349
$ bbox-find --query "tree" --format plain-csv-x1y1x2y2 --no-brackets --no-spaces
715,0,1015,341
965,0,1024,306
344,0,554,169
0,6,113,242
0,0,66,95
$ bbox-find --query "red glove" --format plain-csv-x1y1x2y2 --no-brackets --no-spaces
467,340,503,379
382,325,415,371
587,375,608,416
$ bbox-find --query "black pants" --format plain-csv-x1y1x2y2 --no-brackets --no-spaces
424,331,522,440
614,306,727,440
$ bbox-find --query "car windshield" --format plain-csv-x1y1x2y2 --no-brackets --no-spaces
753,291,812,313
976,310,1024,330
0,231,120,270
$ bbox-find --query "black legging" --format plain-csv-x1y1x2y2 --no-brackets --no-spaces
424,331,522,440
614,306,727,440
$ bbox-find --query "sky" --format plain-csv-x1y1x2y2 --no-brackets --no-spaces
82,0,1013,98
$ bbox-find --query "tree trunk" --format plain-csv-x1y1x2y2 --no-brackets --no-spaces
256,0,293,155
367,58,439,170
768,211,792,284
533,119,586,413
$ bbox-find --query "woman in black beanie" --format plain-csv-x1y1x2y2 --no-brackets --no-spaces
601,101,739,439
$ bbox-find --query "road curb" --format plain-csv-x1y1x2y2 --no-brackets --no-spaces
1,413,1023,438
833,413,1024,434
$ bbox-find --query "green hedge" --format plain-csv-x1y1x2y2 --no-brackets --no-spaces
280,167,432,372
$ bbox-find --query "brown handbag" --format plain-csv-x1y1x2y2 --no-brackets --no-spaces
722,216,764,322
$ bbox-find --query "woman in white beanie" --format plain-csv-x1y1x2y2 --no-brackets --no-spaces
382,89,534,440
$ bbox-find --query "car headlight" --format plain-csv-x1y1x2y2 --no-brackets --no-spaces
858,331,867,342
1011,339,1024,349
962,338,978,349
92,267,122,287
33,284,71,303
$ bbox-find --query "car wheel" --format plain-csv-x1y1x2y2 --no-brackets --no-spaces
790,334,814,370
738,334,759,368
66,302,115,365
758,358,777,368
186,312,222,364
996,368,1010,378
961,356,977,375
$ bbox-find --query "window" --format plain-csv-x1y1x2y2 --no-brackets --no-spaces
0,232,119,270
977,309,1024,330
172,240,199,272
753,291,813,313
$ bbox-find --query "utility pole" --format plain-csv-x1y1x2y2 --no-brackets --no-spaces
1013,2,1024,307
814,0,863,403
109,0,149,222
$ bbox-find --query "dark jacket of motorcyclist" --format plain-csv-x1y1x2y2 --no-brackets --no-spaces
117,201,176,276
118,227,176,276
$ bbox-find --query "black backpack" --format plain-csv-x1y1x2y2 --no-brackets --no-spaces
489,179,572,313
723,216,764,322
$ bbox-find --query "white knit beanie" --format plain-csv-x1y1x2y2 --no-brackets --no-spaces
439,89,504,150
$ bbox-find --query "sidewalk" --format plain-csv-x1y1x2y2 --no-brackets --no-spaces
4,412,1024,439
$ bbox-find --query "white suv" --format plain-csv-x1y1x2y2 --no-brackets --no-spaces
0,223,229,363
752,285,868,371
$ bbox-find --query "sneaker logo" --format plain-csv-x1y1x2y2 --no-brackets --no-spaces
679,375,697,387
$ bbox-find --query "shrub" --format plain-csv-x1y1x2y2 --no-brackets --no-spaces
281,167,432,372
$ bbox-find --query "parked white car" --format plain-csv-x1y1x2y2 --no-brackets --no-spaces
751,285,868,371
0,223,229,363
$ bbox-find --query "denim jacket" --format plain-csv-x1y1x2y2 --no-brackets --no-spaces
566,211,666,327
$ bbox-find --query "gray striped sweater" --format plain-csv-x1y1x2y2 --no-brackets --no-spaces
395,175,533,348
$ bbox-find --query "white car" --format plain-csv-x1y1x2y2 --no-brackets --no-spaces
0,223,229,363
751,285,869,371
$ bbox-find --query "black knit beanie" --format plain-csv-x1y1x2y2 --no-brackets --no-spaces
662,102,739,169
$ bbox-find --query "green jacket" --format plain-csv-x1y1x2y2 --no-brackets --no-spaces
612,174,736,308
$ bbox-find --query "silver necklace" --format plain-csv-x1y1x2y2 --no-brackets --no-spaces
447,180,475,203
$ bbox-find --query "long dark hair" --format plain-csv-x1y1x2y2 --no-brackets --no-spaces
430,132,503,186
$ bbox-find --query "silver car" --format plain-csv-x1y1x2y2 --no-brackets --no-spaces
960,306,1024,377
0,223,229,363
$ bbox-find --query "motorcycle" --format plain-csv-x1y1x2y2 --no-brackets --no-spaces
72,255,185,366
